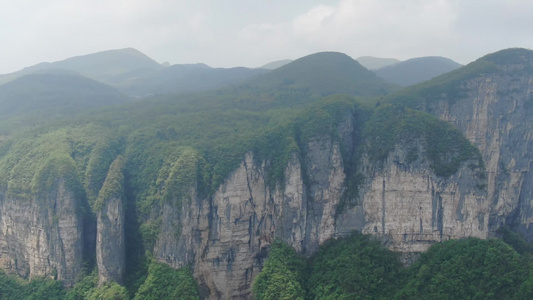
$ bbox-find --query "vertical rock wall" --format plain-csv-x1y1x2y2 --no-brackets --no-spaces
152,133,346,299
0,179,83,287
95,156,125,285
427,72,533,236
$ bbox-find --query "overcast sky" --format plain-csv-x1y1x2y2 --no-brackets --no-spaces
1,0,531,74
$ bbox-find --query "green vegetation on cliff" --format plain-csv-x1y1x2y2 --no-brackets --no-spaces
364,104,483,177
383,48,532,111
94,155,125,211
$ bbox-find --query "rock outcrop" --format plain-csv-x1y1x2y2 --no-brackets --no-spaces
96,156,126,285
148,111,488,299
418,53,533,238
151,131,347,299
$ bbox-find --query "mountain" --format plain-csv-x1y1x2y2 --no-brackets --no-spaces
259,59,293,70
374,56,462,86
108,63,269,97
384,47,533,238
356,56,400,70
250,51,399,97
15,48,164,81
0,48,531,299
0,72,127,134
0,48,269,97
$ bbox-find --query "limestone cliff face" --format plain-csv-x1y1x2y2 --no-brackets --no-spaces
422,62,533,237
337,144,487,253
0,178,83,287
96,156,125,285
152,133,346,299
148,107,495,299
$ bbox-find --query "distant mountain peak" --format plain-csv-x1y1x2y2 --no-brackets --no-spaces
374,56,462,86
479,48,533,66
2,48,164,85
250,51,398,97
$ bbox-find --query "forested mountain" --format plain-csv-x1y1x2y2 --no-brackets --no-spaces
0,48,531,299
0,48,164,85
374,56,462,86
0,72,127,135
107,64,269,97
0,48,270,98
249,51,399,97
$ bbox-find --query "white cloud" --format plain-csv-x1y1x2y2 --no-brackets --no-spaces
292,5,335,39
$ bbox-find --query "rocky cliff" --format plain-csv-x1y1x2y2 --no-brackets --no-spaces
151,136,346,299
388,48,533,239
96,156,126,285
146,105,489,298
0,178,83,287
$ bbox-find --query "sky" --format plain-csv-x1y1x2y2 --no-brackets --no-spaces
1,0,532,74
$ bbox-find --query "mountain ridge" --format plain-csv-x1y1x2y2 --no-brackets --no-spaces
374,56,462,86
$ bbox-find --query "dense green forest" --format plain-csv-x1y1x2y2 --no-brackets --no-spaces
0,260,198,300
3,231,531,300
253,232,533,300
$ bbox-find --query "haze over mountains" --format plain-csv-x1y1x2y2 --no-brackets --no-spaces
374,56,463,86
355,56,400,70
0,48,463,95
0,48,462,135
0,72,127,134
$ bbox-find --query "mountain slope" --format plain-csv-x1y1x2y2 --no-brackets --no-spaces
1,49,268,97
0,73,127,134
21,48,163,80
249,52,398,97
109,64,268,96
374,56,462,86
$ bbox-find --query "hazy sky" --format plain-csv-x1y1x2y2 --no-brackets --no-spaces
1,0,531,74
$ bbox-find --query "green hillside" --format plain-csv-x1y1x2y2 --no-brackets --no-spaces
374,56,462,86
0,73,127,135
12,48,164,82
382,48,532,110
249,52,399,97
109,64,268,97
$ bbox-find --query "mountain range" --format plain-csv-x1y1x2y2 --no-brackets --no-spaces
0,47,531,299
